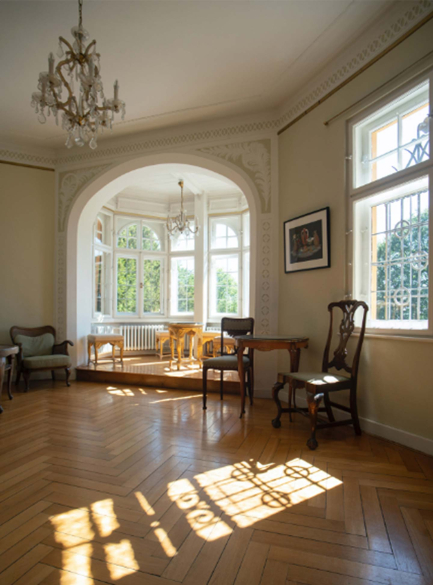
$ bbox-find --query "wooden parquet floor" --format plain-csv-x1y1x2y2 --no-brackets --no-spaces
1,380,433,585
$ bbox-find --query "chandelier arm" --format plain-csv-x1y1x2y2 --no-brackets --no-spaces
58,36,75,56
83,40,97,59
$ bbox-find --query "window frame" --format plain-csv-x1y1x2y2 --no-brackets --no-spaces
92,211,113,318
170,255,196,317
348,69,433,338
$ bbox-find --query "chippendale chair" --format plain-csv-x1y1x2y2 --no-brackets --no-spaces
202,317,254,414
10,326,74,391
272,300,368,450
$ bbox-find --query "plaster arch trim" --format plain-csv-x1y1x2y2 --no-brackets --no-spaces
61,150,275,371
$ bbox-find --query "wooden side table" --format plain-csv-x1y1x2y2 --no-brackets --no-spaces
168,323,203,371
0,345,19,414
87,334,124,365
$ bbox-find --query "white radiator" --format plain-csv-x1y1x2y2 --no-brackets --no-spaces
121,324,165,351
91,323,165,351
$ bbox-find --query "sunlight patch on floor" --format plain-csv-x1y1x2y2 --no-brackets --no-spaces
104,540,139,579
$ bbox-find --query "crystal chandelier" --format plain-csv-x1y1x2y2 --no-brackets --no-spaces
167,181,199,237
31,0,125,149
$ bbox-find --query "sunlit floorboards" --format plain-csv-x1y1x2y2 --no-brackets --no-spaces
0,380,433,585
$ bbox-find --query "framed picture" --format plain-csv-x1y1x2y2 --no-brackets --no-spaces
284,207,330,273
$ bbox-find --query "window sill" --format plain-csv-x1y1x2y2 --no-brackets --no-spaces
353,332,433,342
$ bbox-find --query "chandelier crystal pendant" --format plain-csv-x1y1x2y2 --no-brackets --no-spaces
166,181,199,237
31,0,125,149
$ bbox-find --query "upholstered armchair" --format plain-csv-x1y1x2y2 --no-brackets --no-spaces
10,326,74,391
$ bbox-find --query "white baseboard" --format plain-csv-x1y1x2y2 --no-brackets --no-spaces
293,395,433,456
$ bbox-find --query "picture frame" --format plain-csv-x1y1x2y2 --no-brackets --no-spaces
284,207,330,274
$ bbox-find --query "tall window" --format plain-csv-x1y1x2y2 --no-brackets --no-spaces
208,214,249,319
351,75,431,334
115,220,165,317
93,213,112,316
171,257,195,314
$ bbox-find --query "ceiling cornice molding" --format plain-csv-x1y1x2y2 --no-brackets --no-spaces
276,0,433,131
1,0,431,170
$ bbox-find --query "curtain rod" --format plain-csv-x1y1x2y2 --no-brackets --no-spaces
0,159,54,172
277,10,433,136
324,50,433,126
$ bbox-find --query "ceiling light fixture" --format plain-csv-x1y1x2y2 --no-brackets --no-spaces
166,180,199,237
31,0,125,149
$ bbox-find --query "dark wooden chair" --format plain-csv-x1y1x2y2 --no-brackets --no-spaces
272,300,368,450
202,317,254,414
10,326,74,391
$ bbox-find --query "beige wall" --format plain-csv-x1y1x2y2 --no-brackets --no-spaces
0,163,55,344
278,21,433,441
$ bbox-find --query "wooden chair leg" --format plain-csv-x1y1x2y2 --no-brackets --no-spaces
7,359,13,400
306,391,323,450
350,386,362,436
65,368,71,387
288,381,293,423
203,368,208,410
23,370,30,392
323,391,335,423
51,370,55,381
220,370,224,401
87,342,92,365
15,368,21,386
249,365,254,404
271,382,284,428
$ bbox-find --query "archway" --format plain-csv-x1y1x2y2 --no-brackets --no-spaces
65,152,261,367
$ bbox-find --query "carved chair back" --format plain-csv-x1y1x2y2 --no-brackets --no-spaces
11,326,57,344
221,318,254,357
322,301,368,381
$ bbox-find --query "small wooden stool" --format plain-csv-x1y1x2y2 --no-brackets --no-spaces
155,331,171,359
212,336,235,357
87,334,124,365
202,331,220,357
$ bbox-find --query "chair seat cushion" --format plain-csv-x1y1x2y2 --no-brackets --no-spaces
204,355,250,370
23,354,72,370
15,333,54,357
284,372,350,386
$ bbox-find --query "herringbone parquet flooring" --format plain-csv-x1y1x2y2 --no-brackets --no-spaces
1,380,433,585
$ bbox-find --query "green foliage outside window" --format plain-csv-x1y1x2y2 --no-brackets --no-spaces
118,224,137,249
143,259,161,313
177,264,194,313
216,267,238,314
143,226,161,251
117,257,137,313
374,208,428,321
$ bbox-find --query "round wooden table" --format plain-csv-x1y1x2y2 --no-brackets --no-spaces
0,345,19,414
168,323,204,371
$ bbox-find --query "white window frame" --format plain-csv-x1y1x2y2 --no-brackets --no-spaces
92,211,113,318
348,69,433,338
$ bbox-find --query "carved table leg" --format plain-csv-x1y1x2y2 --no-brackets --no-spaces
120,341,124,365
169,335,174,368
176,336,184,371
87,342,92,365
237,343,246,418
288,348,301,372
306,391,323,450
188,333,194,364
7,356,14,401
272,382,284,428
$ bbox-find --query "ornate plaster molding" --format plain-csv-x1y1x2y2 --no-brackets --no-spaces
58,164,112,232
197,140,271,213
54,120,277,167
277,0,433,130
0,147,56,168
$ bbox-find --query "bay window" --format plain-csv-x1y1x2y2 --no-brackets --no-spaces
92,208,250,323
350,73,432,335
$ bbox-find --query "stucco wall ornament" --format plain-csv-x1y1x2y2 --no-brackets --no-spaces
198,140,271,213
58,164,112,232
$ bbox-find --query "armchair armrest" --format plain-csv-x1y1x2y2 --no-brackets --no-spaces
52,340,74,355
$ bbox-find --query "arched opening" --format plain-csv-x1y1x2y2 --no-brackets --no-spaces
65,153,260,367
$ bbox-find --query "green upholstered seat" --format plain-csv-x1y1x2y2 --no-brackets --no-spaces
204,355,250,370
283,372,350,386
23,354,72,370
15,333,54,357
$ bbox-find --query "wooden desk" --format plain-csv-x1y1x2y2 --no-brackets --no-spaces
0,345,19,414
235,335,309,417
168,323,204,371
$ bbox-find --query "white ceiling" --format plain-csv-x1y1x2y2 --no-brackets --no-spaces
112,167,243,206
0,0,399,149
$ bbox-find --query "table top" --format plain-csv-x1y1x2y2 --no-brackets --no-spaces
0,344,19,357
168,322,203,327
235,335,309,343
